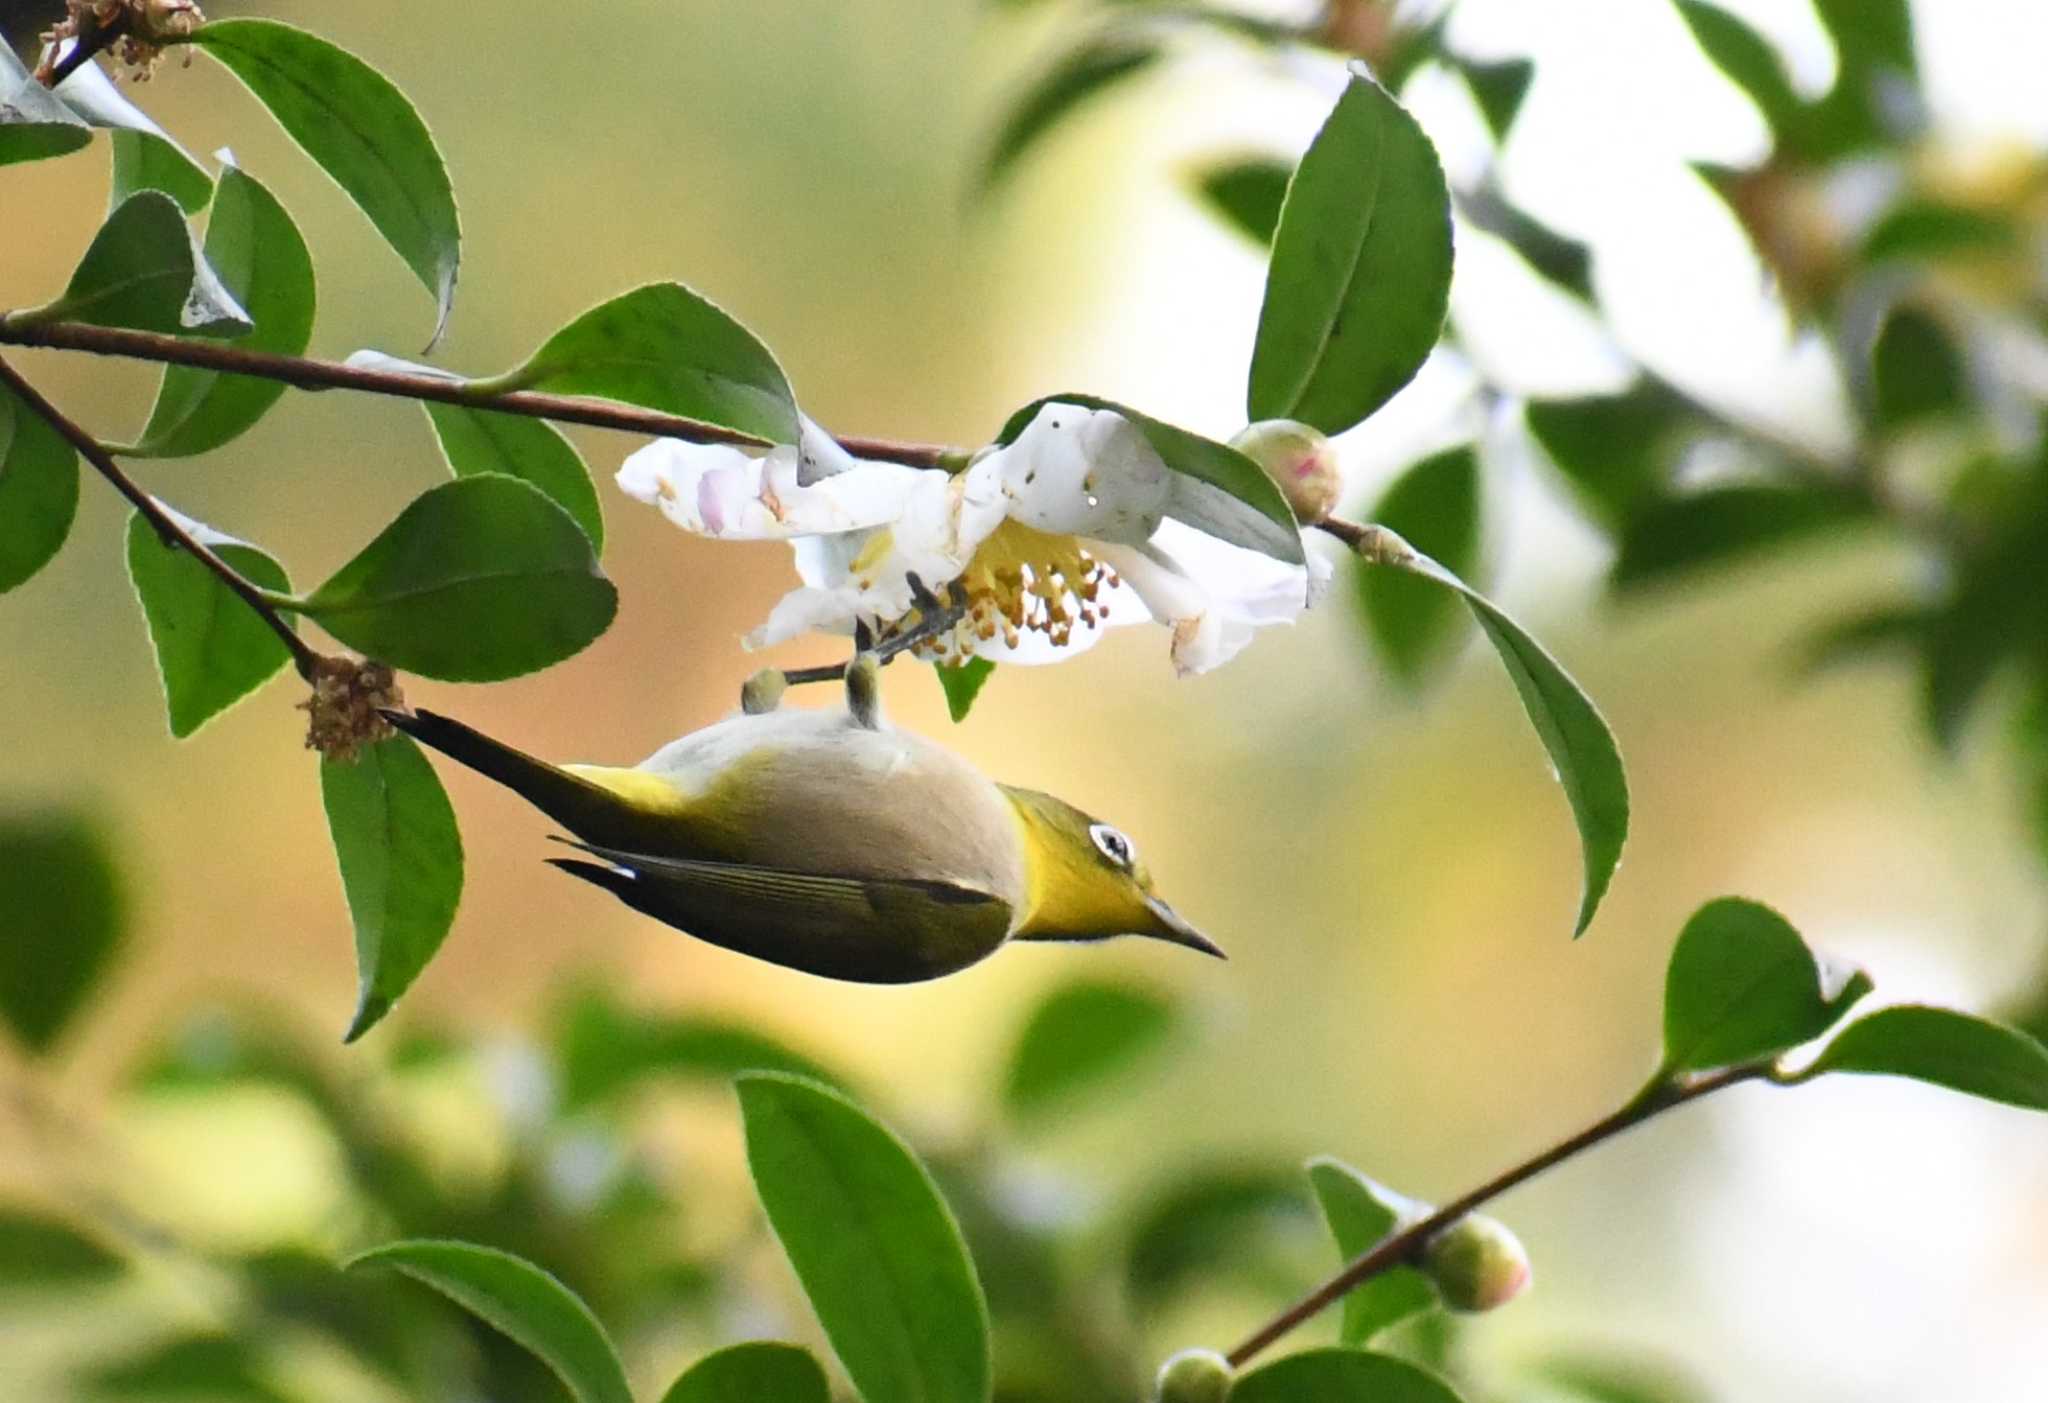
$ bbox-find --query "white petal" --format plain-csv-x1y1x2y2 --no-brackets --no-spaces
745,586,860,650
617,430,926,541
984,403,1170,545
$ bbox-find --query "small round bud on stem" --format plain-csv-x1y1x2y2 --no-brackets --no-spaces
844,652,884,730
1231,420,1342,525
1154,1348,1233,1403
1422,1212,1531,1312
740,667,788,715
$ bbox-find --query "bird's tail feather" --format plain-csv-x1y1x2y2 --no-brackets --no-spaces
384,708,625,841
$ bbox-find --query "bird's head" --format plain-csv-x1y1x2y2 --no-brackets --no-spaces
1000,787,1224,958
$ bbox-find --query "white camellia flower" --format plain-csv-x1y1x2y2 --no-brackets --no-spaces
616,402,1327,675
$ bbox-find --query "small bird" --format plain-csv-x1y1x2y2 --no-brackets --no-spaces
382,668,1221,984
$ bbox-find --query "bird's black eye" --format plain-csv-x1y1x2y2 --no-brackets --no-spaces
1089,823,1135,869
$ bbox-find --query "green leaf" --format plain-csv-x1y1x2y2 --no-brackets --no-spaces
38,189,250,335
500,282,798,445
1192,156,1290,246
1456,185,1596,303
347,1240,632,1403
0,49,91,168
995,395,1303,562
51,54,212,212
1663,897,1870,1072
1228,1347,1467,1403
936,657,995,723
737,1072,990,1403
1306,1159,1437,1345
1002,977,1175,1121
979,33,1162,191
0,377,81,595
659,1342,830,1403
553,984,844,1112
1358,445,1481,682
1126,1164,1311,1305
125,509,295,737
190,18,461,342
320,735,463,1042
424,403,603,550
1524,383,1689,532
125,162,316,457
1457,58,1534,143
1672,2,1805,140
1379,544,1628,935
0,1209,123,1286
1248,64,1452,436
1870,303,1966,431
0,812,125,1055
1860,200,2015,266
84,1334,289,1403
1807,1005,2048,1109
1612,483,1866,589
294,475,617,682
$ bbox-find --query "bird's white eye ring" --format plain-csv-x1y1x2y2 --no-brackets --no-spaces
1089,823,1136,868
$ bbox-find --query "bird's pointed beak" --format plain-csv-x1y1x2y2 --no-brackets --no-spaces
1143,895,1226,960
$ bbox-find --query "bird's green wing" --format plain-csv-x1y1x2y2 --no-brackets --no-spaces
548,842,1014,984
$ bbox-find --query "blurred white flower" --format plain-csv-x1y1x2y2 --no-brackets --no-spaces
617,403,1326,675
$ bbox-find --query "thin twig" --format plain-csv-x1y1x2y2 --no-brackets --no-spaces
0,353,324,678
0,320,958,469
1224,1064,1765,1368
36,13,131,88
781,575,967,686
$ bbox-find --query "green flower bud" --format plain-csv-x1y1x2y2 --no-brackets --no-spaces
1422,1212,1531,1312
1154,1348,1233,1403
1231,419,1342,524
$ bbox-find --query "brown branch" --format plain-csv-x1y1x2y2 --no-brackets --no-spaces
0,353,324,679
1224,1064,1766,1368
0,320,958,469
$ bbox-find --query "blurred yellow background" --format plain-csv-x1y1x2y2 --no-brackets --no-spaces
3,1,2045,1400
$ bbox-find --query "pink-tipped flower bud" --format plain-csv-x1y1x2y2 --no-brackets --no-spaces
1422,1213,1531,1312
1154,1348,1233,1403
1231,419,1342,524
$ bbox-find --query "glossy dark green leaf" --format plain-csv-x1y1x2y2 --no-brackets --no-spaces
1193,156,1290,246
936,656,995,723
1002,978,1174,1121
1861,200,2015,266
126,508,295,737
1248,65,1452,436
294,475,616,682
191,18,461,341
321,735,463,1042
126,163,315,457
37,190,249,335
1920,461,2048,749
51,52,212,212
1663,897,1869,1071
1306,1158,1437,1345
996,395,1303,562
1805,0,1916,155
422,403,603,549
348,1240,632,1403
1807,1005,2048,1109
659,1342,830,1403
1229,1347,1467,1403
1457,58,1534,143
1126,1164,1311,1305
1673,2,1804,139
979,33,1162,191
0,1209,123,1286
737,1072,990,1403
1613,483,1866,588
0,812,125,1055
0,48,91,167
1870,303,1966,430
502,283,798,445
0,378,81,595
1380,544,1628,935
1456,185,1596,302
1524,383,1689,531
1358,445,1481,682
554,984,844,1111
83,1334,288,1403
